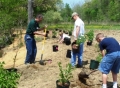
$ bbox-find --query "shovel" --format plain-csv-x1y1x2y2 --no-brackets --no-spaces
78,63,97,78
78,69,97,78
39,29,46,65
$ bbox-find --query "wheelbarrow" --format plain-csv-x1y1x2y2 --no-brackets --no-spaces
39,29,46,65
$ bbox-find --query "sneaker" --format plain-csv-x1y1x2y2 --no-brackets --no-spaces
76,64,83,68
25,63,30,68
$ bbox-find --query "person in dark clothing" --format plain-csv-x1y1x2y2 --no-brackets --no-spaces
96,33,120,88
24,14,47,64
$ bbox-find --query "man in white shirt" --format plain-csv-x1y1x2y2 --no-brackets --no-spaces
71,12,85,67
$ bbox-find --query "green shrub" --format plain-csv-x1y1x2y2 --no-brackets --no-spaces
58,62,73,84
86,30,94,41
52,30,57,37
96,54,102,63
0,62,20,88
76,36,86,45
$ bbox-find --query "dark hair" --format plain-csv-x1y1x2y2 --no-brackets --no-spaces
36,14,43,19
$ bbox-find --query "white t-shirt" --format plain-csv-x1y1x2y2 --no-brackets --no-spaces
61,33,70,40
73,18,85,39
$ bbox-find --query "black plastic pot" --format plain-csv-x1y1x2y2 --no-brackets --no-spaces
66,49,71,58
87,41,92,46
90,60,99,70
55,28,58,31
52,36,56,38
56,80,70,88
46,31,49,34
45,34,48,37
69,31,72,36
6,68,18,72
53,45,58,52
71,42,79,54
59,30,62,32
72,46,79,54
64,38,71,45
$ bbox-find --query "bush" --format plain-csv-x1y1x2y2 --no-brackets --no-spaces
58,62,73,84
0,62,20,88
86,30,94,41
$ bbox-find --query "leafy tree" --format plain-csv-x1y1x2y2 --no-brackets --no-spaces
60,4,73,22
33,0,62,14
44,10,62,24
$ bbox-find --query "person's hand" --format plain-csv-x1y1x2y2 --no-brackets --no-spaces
44,25,48,29
42,33,46,36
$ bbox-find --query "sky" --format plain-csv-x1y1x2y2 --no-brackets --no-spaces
63,0,85,7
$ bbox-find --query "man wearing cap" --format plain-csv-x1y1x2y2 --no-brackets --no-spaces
24,14,47,64
71,12,85,67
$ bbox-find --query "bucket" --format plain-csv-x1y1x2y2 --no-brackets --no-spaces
66,49,71,58
87,41,92,46
53,45,58,52
90,60,99,70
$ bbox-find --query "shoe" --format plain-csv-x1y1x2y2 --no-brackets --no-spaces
25,63,31,68
76,64,83,68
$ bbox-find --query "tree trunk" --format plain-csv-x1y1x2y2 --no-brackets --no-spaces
28,0,33,23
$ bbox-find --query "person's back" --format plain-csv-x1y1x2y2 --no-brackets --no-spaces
99,37,120,54
62,33,70,39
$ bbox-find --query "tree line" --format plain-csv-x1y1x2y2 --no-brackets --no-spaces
0,0,120,48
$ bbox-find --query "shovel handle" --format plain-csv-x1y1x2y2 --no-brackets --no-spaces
88,69,98,75
41,29,46,54
41,54,43,60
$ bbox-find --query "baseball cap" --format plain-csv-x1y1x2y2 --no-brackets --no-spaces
71,12,78,18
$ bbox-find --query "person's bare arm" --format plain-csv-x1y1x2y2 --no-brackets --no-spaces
37,25,47,31
33,31,45,36
59,39,64,43
101,50,105,57
37,27,46,31
76,26,80,38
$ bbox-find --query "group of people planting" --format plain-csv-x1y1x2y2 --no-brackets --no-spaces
24,12,120,88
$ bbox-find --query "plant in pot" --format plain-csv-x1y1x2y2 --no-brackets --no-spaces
68,30,72,36
86,30,94,46
52,30,57,38
76,35,86,45
56,62,74,88
90,53,102,70
72,36,86,54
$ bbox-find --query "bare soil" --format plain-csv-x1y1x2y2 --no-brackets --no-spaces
0,30,120,88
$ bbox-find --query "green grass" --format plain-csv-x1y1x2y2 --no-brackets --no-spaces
85,25,120,30
47,23,120,30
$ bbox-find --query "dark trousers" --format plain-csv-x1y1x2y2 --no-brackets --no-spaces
24,34,37,64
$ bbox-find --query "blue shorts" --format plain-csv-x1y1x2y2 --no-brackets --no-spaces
98,51,120,74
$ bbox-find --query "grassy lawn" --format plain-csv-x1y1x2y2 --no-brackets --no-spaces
46,23,120,31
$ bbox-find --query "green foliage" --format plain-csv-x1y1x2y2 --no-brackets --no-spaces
60,3,73,22
86,30,94,41
80,0,120,22
33,0,62,13
58,62,73,84
44,10,62,24
76,36,86,45
96,54,102,63
0,0,27,49
52,30,57,37
0,62,20,88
